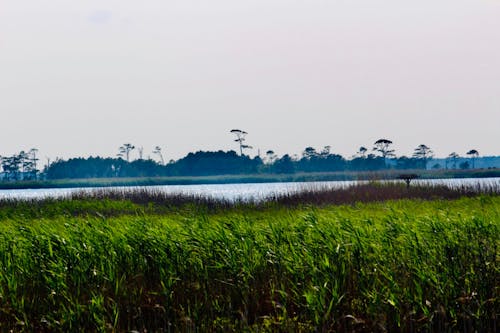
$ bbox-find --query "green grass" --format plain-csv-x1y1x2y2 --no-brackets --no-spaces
0,194,498,331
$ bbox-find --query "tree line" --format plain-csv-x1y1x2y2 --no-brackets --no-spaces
0,149,40,181
0,133,488,180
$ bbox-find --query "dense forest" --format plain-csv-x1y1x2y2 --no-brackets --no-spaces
1,139,498,180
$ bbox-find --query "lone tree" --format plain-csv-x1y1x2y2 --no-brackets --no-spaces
373,139,395,166
412,144,433,169
448,152,459,169
153,146,165,165
28,148,39,176
118,143,135,162
320,145,331,157
398,173,419,189
466,149,479,169
302,147,318,159
357,146,368,158
265,150,277,164
230,129,252,156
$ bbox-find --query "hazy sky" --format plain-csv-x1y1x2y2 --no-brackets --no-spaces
1,0,499,162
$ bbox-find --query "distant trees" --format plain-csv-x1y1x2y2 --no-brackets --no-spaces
168,150,260,176
1,136,494,182
1,155,21,181
27,148,39,178
153,146,165,165
265,150,277,164
448,152,460,169
320,145,331,157
357,146,368,158
22,149,40,179
230,129,252,156
46,156,167,179
43,150,262,179
349,146,386,170
272,154,295,174
118,143,135,162
302,147,318,159
413,144,433,160
296,146,346,172
0,148,40,181
412,144,433,169
373,139,395,166
350,154,385,171
395,156,420,170
466,149,479,169
459,161,470,170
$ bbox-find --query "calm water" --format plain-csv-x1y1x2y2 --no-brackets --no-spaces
0,178,499,202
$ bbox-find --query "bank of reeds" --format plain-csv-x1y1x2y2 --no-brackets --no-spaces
271,182,500,206
0,184,498,331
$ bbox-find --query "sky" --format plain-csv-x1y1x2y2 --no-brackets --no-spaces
1,0,499,164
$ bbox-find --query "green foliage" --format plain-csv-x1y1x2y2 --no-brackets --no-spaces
0,197,498,331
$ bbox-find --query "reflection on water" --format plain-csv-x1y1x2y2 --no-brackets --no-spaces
0,178,499,202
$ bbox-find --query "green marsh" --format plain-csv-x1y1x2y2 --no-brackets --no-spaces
0,192,498,332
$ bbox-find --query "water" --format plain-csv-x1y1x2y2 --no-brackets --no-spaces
0,178,498,202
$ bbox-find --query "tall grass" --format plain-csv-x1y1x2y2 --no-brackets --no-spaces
271,181,500,206
0,184,498,331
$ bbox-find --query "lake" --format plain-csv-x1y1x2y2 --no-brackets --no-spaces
0,177,499,202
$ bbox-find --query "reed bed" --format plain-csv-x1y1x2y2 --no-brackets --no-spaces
0,183,498,332
271,181,500,207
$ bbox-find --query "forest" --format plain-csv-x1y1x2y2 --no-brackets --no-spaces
0,139,497,181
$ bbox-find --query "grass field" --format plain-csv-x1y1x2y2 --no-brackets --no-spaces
0,184,498,332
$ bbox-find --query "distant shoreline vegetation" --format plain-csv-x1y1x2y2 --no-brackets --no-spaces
0,169,499,190
1,141,499,187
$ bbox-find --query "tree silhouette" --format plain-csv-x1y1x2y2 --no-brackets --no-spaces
302,147,318,159
272,154,294,174
265,150,277,164
1,155,21,180
358,146,368,158
118,143,135,162
320,146,331,157
412,144,433,169
373,139,395,167
28,148,39,179
448,152,459,169
0,149,39,181
466,149,479,169
153,146,165,165
230,129,252,156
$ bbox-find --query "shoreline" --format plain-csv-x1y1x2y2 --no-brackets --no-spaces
0,168,499,190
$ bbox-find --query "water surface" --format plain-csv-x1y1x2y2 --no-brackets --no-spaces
0,178,498,202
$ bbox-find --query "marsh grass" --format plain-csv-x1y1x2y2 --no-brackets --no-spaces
0,183,498,332
271,181,500,206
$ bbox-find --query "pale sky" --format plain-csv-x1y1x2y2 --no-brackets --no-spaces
1,0,499,163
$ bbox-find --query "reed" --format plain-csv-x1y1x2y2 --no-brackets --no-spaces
0,184,497,331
